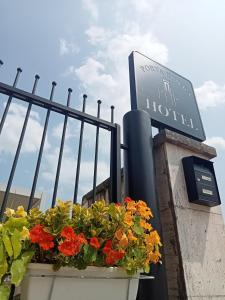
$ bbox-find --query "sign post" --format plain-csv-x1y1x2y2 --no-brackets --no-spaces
129,51,205,141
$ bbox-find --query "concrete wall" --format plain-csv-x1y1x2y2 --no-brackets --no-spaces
154,130,225,300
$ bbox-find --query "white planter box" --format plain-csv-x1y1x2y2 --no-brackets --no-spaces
20,263,141,300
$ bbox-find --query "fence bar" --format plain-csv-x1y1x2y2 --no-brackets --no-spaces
28,82,57,210
0,68,22,135
0,82,116,130
52,88,72,207
110,105,114,123
73,94,87,203
92,100,101,203
109,124,122,203
0,75,39,219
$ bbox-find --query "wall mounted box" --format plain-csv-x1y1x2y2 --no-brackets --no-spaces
182,156,221,207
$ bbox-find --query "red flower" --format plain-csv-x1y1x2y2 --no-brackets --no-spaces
103,240,112,254
58,229,87,256
30,224,43,243
115,203,121,207
105,249,125,265
61,226,76,241
124,197,132,204
77,233,88,245
58,241,80,256
90,237,100,249
30,224,54,251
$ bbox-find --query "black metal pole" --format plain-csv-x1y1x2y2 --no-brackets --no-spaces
0,68,22,135
123,110,168,300
52,88,72,207
109,123,121,203
73,94,87,204
110,105,114,123
28,81,57,210
0,75,39,219
92,100,101,202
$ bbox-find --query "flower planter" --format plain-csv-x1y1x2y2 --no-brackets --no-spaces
20,263,141,300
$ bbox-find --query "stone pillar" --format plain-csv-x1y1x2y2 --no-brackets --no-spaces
153,129,225,300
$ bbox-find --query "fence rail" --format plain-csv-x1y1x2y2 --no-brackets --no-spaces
0,62,122,220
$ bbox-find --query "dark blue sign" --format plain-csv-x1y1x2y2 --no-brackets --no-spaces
129,51,206,141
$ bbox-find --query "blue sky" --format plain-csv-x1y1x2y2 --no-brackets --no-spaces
0,0,225,216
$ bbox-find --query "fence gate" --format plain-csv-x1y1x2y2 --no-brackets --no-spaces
0,61,122,220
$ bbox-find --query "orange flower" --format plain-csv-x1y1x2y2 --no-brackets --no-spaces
115,228,124,240
30,224,54,251
90,237,100,249
136,201,153,219
118,234,128,248
124,212,133,226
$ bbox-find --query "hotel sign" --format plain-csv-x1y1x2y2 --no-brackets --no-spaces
129,51,206,141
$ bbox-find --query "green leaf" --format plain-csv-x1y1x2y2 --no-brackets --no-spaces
4,217,28,232
0,284,10,300
0,242,4,263
144,264,150,273
21,251,34,265
133,224,144,235
10,259,26,287
2,235,13,257
83,245,97,263
0,259,8,281
11,229,21,259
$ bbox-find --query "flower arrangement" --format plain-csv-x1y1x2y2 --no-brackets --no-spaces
0,198,162,300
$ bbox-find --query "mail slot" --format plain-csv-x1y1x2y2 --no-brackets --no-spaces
182,156,221,207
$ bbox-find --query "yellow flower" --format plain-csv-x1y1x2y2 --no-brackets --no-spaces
127,229,137,242
5,208,15,217
140,220,152,231
16,206,27,217
124,212,133,226
21,226,30,240
145,231,162,246
146,251,161,264
136,201,153,220
126,201,136,212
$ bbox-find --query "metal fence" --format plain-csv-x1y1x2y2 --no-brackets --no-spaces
0,60,122,220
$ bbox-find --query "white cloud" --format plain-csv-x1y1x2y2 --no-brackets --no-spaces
195,81,225,110
41,146,110,201
52,119,78,140
130,0,158,14
82,0,98,19
85,26,107,44
75,58,117,89
66,25,168,125
59,38,79,56
205,137,225,151
0,103,50,155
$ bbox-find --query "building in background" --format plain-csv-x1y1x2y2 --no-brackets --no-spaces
0,183,43,211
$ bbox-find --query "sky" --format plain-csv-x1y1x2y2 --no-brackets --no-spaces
0,0,225,216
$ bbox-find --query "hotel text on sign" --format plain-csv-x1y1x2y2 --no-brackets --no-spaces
129,51,206,141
